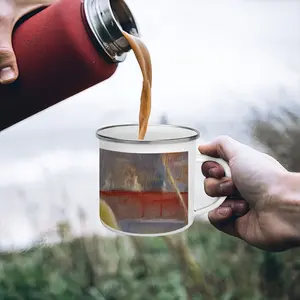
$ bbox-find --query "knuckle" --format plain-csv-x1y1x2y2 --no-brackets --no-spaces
0,48,15,66
215,135,232,159
0,14,13,27
207,210,221,225
0,47,13,55
204,179,219,197
216,135,231,144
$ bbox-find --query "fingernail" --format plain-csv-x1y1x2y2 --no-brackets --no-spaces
208,167,218,177
220,182,232,194
0,67,16,83
217,207,231,217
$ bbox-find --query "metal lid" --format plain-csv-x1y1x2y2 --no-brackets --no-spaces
83,0,140,63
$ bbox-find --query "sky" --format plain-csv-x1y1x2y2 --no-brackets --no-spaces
0,0,299,250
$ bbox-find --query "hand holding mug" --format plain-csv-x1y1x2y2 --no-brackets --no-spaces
199,135,300,252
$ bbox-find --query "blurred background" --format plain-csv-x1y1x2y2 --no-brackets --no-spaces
0,0,300,299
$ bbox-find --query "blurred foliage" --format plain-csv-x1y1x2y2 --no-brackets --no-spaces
250,100,300,171
1,220,300,300
1,101,300,299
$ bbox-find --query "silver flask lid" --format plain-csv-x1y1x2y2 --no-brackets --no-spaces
83,0,140,63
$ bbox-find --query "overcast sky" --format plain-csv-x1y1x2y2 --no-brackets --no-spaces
0,0,299,249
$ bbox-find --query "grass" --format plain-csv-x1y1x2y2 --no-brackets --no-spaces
1,220,299,300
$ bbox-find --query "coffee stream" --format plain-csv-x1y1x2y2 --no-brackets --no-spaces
122,32,152,140
123,32,188,220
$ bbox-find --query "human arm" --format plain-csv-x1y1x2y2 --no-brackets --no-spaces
270,171,300,248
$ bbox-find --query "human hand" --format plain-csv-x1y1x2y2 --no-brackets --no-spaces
199,135,300,252
0,0,56,84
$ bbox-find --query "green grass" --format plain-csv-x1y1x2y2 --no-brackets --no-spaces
0,220,299,300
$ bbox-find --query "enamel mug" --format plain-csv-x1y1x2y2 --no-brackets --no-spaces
96,124,231,236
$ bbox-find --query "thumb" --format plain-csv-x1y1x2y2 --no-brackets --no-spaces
0,21,18,84
198,135,244,162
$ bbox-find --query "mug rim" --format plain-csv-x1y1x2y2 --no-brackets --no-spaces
96,124,200,145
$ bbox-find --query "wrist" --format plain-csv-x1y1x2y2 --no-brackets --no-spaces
271,171,300,248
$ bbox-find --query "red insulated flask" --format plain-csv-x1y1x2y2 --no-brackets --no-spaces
0,0,139,131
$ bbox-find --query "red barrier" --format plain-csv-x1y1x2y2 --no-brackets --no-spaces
100,190,188,221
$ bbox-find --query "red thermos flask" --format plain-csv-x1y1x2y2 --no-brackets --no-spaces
0,0,139,131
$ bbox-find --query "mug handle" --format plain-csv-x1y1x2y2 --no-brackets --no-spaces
194,152,232,214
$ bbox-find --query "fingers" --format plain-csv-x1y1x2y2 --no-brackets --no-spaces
210,199,249,219
0,50,18,84
208,200,249,239
199,135,250,240
203,169,243,199
202,154,242,197
198,135,244,161
202,161,225,179
204,177,237,197
0,13,18,84
0,0,59,85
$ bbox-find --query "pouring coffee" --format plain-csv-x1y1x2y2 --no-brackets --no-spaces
98,8,232,235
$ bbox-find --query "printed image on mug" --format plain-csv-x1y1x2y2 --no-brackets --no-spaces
97,124,231,237
100,149,189,234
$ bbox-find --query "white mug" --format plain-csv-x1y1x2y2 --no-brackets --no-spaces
96,124,231,236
